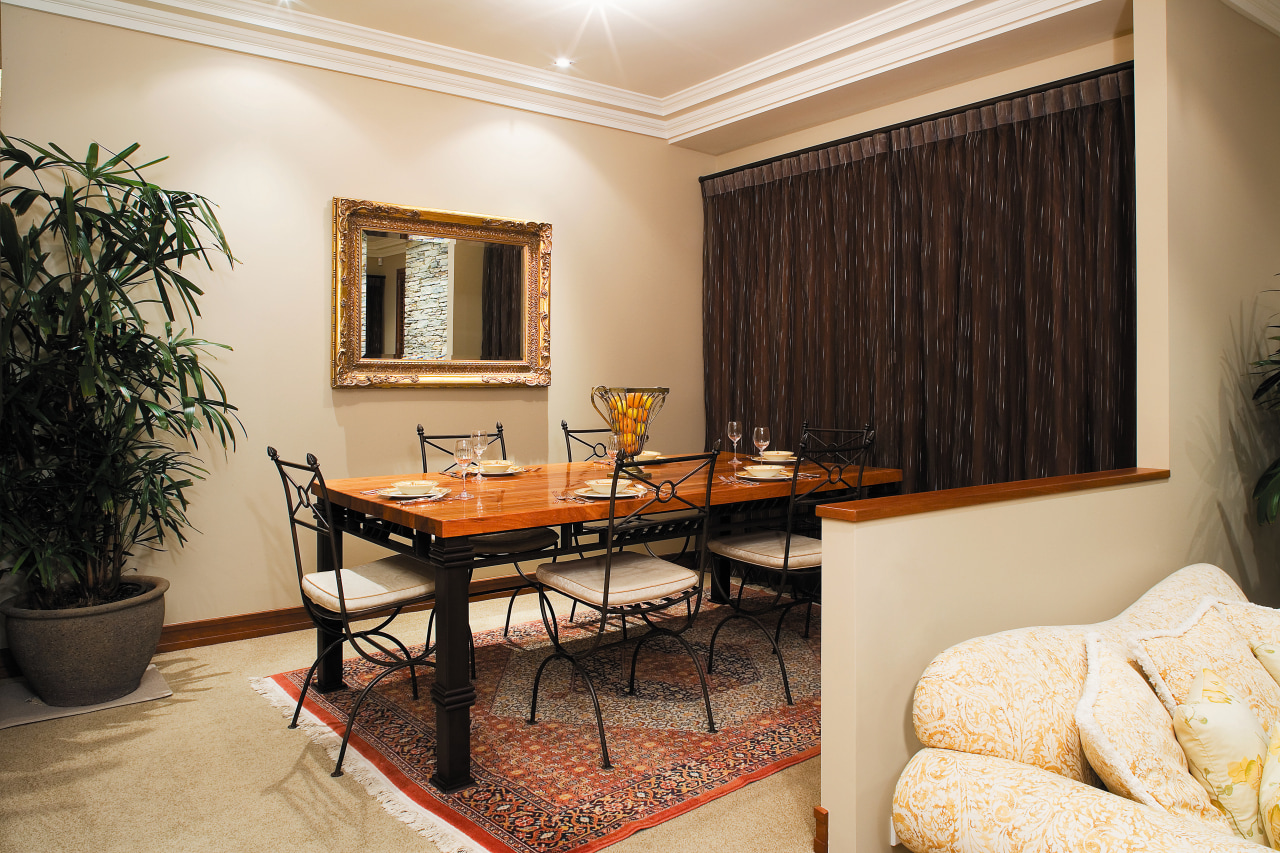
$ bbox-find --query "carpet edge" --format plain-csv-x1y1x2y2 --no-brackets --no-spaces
249,676,492,853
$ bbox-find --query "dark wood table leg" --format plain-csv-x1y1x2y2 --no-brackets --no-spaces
316,501,347,692
423,532,478,793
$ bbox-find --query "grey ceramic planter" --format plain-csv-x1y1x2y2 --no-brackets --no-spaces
1,575,169,706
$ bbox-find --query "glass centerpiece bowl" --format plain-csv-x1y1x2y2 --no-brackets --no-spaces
589,386,669,459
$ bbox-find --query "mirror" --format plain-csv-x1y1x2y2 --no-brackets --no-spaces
332,198,551,387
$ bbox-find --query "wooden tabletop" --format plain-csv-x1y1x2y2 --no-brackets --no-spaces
322,453,903,539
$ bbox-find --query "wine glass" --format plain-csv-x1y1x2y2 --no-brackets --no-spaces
727,421,743,468
753,426,771,460
471,428,488,481
453,438,475,499
605,433,621,468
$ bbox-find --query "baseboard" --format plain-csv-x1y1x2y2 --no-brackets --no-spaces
814,805,828,853
154,573,533,654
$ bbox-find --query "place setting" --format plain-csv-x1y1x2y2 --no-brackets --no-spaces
364,480,455,503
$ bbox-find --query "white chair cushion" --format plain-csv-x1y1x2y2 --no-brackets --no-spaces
535,551,698,607
302,553,435,613
470,526,558,555
708,530,822,570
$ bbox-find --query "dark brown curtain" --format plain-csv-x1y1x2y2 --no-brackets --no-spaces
482,243,524,360
702,67,1135,493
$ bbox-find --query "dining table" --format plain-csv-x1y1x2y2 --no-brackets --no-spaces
312,452,902,792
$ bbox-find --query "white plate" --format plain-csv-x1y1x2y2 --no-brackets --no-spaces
750,455,797,464
575,486,646,499
379,487,450,500
467,466,526,476
738,473,791,482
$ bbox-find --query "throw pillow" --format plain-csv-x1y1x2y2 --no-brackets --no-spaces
1131,598,1280,734
1260,726,1280,848
1075,633,1233,832
1173,667,1269,843
1258,643,1280,689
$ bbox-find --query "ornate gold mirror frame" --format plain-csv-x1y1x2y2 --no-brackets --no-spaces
332,197,551,387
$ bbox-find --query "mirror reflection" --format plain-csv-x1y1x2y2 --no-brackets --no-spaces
361,233,524,361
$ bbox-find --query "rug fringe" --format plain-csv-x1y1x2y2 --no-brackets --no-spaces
249,677,489,853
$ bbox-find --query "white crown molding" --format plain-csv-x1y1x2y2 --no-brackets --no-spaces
7,0,668,136
5,0,1115,143
665,0,1104,143
661,0,976,114
1221,0,1280,36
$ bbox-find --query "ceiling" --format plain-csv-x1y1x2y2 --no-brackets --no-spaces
6,0,1160,152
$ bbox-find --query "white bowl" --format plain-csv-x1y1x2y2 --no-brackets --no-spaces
586,478,617,495
635,450,662,461
394,480,435,495
743,465,785,479
760,450,794,461
479,459,515,473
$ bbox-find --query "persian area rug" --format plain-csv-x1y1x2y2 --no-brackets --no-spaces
252,595,820,853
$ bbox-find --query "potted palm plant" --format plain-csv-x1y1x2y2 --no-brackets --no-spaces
0,136,239,706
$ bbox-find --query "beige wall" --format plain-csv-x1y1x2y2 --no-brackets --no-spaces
0,6,715,625
755,3,1280,850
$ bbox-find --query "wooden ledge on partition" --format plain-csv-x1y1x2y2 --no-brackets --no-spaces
816,468,1170,523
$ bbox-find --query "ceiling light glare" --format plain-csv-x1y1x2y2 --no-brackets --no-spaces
553,58,574,68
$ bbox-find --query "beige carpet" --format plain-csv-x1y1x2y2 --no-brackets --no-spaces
0,592,819,853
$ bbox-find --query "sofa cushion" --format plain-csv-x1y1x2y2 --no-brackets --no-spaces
1218,601,1280,650
1075,633,1231,832
1132,600,1280,736
1173,668,1269,844
893,748,1263,853
912,563,1248,785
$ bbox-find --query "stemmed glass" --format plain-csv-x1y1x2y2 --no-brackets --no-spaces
605,433,621,468
471,428,488,481
753,426,771,460
727,421,743,469
453,438,475,499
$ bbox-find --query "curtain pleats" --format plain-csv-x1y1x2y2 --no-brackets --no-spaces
481,243,524,360
701,69,1135,493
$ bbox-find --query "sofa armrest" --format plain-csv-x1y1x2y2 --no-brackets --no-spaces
893,748,1251,853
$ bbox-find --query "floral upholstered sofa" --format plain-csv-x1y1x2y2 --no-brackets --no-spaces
892,563,1280,852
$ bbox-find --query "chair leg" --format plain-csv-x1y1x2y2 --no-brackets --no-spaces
629,628,717,734
502,586,522,638
332,662,405,777
291,635,346,728
803,599,815,638
366,629,420,700
707,610,794,706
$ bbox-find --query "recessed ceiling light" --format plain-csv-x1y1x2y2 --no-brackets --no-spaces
553,58,574,69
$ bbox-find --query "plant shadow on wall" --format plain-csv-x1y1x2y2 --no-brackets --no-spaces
1251,290,1280,529
1215,300,1280,603
0,137,240,706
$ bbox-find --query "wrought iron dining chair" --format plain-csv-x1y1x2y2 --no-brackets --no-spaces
416,421,508,473
706,423,875,704
416,423,559,639
561,418,613,462
267,446,439,778
523,447,720,769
